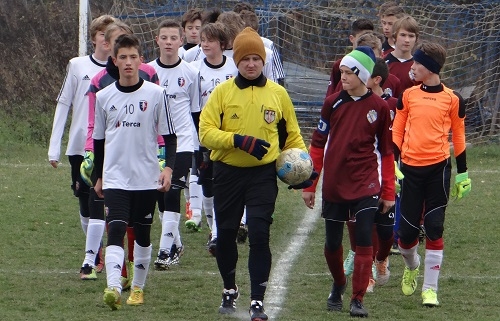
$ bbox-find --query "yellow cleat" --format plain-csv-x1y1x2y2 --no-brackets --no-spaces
126,286,144,306
422,288,439,307
103,288,121,310
401,265,419,296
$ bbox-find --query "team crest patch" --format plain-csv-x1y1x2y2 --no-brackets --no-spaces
383,87,393,97
366,110,377,123
178,77,185,87
139,100,148,112
226,74,234,80
264,110,276,124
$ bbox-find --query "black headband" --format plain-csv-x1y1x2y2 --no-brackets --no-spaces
413,49,442,74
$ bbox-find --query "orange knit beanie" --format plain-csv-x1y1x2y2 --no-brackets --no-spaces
233,27,266,66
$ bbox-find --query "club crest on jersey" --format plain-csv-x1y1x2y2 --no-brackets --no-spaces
178,77,185,87
226,74,234,80
367,110,377,123
139,100,148,112
383,87,393,97
264,109,276,124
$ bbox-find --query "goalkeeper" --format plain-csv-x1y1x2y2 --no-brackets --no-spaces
392,42,471,307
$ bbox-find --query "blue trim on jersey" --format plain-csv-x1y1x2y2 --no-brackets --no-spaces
317,117,329,135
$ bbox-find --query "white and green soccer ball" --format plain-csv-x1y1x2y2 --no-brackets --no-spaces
276,148,313,186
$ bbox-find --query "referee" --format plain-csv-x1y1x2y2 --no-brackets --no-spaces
199,27,313,320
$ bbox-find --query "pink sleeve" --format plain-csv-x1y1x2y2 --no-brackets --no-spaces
85,85,97,152
157,135,165,146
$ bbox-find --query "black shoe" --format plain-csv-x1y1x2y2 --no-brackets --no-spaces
390,242,400,255
237,224,248,243
207,238,217,257
327,279,347,311
218,287,239,314
249,300,268,321
350,299,368,317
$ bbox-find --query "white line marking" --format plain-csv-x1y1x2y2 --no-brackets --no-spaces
266,195,322,319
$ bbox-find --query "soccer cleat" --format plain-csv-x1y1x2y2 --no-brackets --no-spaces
95,245,104,273
126,286,144,306
365,278,376,293
219,287,239,314
349,299,368,317
372,262,378,281
343,249,355,276
166,244,184,267
237,223,248,243
390,242,400,255
80,264,97,280
103,288,121,310
120,276,131,291
375,257,390,286
401,265,420,296
154,250,170,270
422,288,439,307
327,279,347,311
185,219,202,232
249,300,268,321
207,238,217,257
185,201,192,219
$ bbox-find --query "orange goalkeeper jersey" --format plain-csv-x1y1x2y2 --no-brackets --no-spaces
392,83,466,167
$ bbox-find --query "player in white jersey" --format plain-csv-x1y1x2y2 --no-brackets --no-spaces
48,15,116,277
94,34,177,310
181,8,221,63
178,8,202,59
148,19,201,270
189,22,239,254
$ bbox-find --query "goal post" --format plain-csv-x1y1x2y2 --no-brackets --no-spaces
79,0,89,56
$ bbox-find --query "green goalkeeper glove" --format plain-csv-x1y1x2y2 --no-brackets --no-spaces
451,172,471,199
395,161,404,194
80,151,94,187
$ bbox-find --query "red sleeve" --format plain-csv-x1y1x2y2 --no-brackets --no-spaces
380,153,395,201
303,145,324,192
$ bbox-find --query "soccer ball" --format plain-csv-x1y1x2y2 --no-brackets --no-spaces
276,148,313,186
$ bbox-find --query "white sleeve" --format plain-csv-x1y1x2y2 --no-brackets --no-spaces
189,71,201,113
157,90,176,136
263,48,277,82
92,95,106,140
48,102,70,161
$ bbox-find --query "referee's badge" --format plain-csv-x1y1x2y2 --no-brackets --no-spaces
366,110,377,123
139,100,148,112
264,110,276,124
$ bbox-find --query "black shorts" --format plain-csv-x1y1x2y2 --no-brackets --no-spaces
321,196,379,222
68,155,89,197
103,189,156,225
374,205,395,227
213,161,278,230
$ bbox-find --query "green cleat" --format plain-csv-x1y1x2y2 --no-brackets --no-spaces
343,250,355,277
185,219,202,232
80,264,97,280
401,265,419,296
103,288,121,310
422,288,439,307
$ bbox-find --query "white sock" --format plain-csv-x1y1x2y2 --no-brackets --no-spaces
423,249,443,292
241,207,247,225
80,214,89,235
132,242,152,289
105,245,124,292
159,211,177,252
83,219,105,267
203,196,214,229
173,212,183,247
399,244,420,270
189,175,203,214
184,173,190,201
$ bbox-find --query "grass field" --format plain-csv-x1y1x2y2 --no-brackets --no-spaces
0,142,499,321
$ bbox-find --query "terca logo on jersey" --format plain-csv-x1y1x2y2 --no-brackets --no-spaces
115,120,141,127
139,100,148,112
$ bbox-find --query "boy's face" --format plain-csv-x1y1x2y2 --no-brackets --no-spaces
108,30,127,56
156,27,183,58
340,66,363,91
410,61,432,83
184,19,202,44
113,46,143,80
201,34,223,58
394,28,417,54
92,30,109,52
380,15,398,39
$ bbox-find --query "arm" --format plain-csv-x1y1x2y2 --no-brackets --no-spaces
85,82,99,152
391,92,408,152
450,91,467,173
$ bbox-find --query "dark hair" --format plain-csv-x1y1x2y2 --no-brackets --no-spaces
351,19,374,36
239,9,259,31
202,8,222,25
157,19,183,36
415,42,446,68
382,5,406,18
181,8,203,28
217,11,246,42
371,57,389,86
233,2,255,13
113,34,142,57
200,22,229,51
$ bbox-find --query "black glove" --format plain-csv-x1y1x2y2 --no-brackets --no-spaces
234,134,270,160
288,171,319,190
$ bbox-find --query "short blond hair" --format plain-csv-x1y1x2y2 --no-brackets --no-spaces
89,15,116,42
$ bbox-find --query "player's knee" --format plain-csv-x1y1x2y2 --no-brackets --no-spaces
423,220,444,241
164,188,181,213
376,224,394,241
133,224,151,247
107,220,127,246
397,222,420,245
